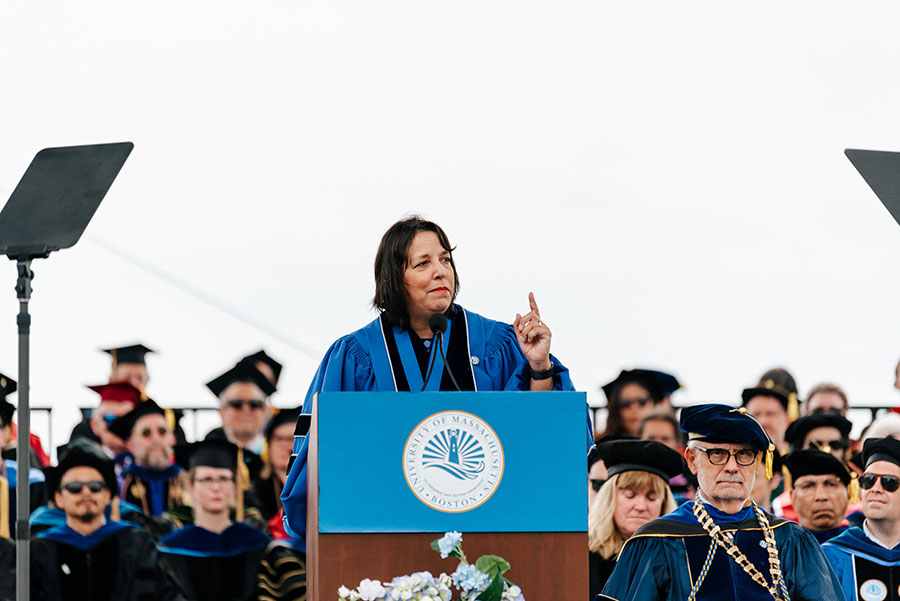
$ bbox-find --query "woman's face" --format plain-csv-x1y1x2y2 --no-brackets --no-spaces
403,231,455,324
613,482,663,539
617,382,655,436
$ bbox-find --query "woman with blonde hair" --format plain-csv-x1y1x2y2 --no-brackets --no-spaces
588,439,682,599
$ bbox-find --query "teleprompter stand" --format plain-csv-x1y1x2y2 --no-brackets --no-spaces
0,142,133,601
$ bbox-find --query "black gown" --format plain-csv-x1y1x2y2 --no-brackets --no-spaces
158,522,270,601
589,551,616,600
30,521,164,601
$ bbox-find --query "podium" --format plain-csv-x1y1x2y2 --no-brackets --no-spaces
306,391,588,600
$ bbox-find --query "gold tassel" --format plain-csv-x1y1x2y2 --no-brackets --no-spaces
765,444,775,480
849,473,860,505
0,476,9,539
788,393,799,422
111,497,120,521
164,409,175,432
260,438,269,464
236,446,247,522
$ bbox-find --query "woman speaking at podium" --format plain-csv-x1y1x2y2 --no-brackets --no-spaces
281,215,593,544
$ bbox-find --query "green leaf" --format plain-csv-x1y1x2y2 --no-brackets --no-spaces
475,574,504,601
475,555,510,578
430,539,442,553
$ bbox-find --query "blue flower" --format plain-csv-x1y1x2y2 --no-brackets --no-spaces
437,531,463,558
451,564,490,594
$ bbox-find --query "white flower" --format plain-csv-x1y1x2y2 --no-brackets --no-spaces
358,578,386,601
502,584,525,601
349,592,361,601
437,531,463,558
338,585,352,599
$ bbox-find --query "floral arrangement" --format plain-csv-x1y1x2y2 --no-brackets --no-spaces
337,531,524,601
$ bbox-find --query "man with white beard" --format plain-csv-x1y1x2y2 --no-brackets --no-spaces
109,398,182,517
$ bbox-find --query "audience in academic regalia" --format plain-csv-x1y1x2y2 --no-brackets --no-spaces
599,369,677,438
204,362,277,457
158,440,271,601
1,390,47,538
783,449,855,544
30,447,165,601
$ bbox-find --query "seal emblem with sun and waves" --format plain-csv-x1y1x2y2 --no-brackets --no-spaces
403,411,504,513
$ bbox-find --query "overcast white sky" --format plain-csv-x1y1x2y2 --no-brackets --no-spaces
2,2,900,451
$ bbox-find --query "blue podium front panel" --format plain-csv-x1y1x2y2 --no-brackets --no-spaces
316,391,587,533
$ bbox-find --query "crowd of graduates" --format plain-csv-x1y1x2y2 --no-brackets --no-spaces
5,337,900,601
588,365,900,601
0,345,305,601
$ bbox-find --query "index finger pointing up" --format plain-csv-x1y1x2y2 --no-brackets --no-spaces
529,292,540,318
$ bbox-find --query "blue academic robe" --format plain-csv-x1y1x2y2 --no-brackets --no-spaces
3,458,46,535
823,527,900,601
600,501,845,601
281,306,594,549
119,462,182,516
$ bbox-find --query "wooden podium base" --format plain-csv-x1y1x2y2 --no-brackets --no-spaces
308,531,587,600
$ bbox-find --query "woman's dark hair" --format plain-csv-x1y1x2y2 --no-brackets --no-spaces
373,215,460,328
601,379,662,438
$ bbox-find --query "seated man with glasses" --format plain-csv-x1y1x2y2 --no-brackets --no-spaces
600,403,843,601
204,361,277,456
824,437,900,601
772,413,855,522
30,447,163,601
158,439,271,601
783,450,857,544
109,398,182,520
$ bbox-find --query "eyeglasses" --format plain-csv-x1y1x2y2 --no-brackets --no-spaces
860,473,900,492
693,445,758,466
139,427,169,438
617,397,653,410
590,478,606,492
62,480,107,494
194,476,234,487
225,399,265,410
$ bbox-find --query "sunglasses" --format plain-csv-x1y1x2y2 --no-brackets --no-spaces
139,426,169,438
810,439,848,451
617,397,653,410
860,473,900,493
62,480,107,494
102,415,119,426
590,478,606,492
226,399,265,410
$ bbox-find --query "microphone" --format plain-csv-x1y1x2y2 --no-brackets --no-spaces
420,313,461,391
428,313,448,335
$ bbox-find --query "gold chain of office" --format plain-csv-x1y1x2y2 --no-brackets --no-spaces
690,500,790,601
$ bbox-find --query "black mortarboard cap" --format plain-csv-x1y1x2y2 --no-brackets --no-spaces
863,437,900,469
0,372,16,401
783,449,854,486
241,350,283,384
785,413,853,449
595,439,684,482
264,408,302,441
741,383,790,411
108,398,166,440
51,444,118,495
206,362,277,398
175,439,240,472
102,343,154,366
601,369,680,401
0,399,13,428
681,403,776,478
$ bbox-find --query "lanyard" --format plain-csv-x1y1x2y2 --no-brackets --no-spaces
393,318,452,391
